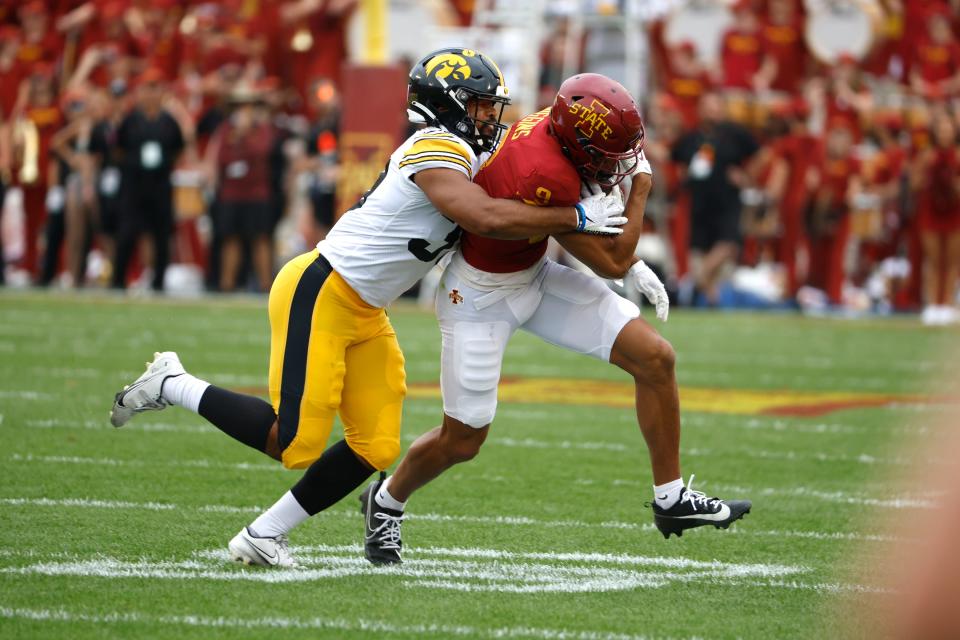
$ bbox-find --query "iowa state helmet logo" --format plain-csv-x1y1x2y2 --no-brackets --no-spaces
425,52,473,81
568,99,613,141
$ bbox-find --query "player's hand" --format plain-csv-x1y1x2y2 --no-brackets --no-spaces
574,189,626,236
619,150,653,177
630,260,669,322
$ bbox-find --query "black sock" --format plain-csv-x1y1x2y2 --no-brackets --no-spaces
291,439,374,515
197,385,276,453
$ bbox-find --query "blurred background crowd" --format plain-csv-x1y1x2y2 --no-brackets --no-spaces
0,0,958,324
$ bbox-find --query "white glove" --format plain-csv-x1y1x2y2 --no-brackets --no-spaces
618,150,652,178
630,260,669,322
574,188,626,235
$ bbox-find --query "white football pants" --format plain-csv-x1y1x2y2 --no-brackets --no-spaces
436,252,639,428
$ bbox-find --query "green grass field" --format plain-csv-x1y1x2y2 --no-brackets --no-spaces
0,290,957,639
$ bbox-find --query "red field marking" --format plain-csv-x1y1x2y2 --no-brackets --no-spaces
404,379,950,417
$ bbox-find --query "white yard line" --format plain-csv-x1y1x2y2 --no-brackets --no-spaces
7,448,938,510
9,453,279,472
0,546,889,596
0,497,176,511
0,390,55,401
0,605,674,640
24,418,213,434
0,546,807,594
0,496,908,543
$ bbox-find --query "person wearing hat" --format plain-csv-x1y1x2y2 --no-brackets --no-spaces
110,67,186,292
203,82,279,292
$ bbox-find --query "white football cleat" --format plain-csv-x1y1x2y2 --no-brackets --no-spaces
110,351,185,427
228,527,296,567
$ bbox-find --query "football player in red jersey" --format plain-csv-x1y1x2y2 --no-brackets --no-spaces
360,74,752,564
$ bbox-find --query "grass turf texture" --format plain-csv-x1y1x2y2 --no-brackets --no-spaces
0,290,956,639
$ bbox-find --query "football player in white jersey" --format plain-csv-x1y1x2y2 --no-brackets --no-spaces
108,48,627,567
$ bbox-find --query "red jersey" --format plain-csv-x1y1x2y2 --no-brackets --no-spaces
822,154,860,210
761,20,806,93
216,121,275,203
919,147,960,230
915,37,960,86
460,109,581,273
720,28,764,90
666,71,711,129
773,132,821,204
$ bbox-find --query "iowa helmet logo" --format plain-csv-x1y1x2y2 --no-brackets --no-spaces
425,52,473,81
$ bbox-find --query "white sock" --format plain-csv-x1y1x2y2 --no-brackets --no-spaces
375,476,406,512
161,373,210,413
654,478,685,509
248,491,310,538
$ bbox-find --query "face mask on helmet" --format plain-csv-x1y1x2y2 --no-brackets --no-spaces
576,129,644,187
447,86,509,152
549,73,645,188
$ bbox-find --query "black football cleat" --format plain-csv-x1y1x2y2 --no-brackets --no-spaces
651,476,751,539
359,474,405,565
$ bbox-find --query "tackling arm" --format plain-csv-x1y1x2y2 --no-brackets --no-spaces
416,167,604,240
554,172,653,279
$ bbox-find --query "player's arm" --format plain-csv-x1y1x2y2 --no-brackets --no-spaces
553,170,653,280
414,167,621,240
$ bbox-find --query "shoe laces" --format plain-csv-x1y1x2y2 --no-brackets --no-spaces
679,475,721,513
371,511,405,550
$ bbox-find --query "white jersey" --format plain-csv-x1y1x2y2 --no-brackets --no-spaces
318,127,485,308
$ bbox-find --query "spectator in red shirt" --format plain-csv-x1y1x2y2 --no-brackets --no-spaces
0,25,22,121
718,0,776,91
768,98,820,296
11,65,63,279
204,86,279,292
910,5,960,99
761,0,808,94
805,123,862,304
911,111,960,324
900,0,953,80
15,1,62,69
817,53,873,142
278,0,357,113
664,41,712,130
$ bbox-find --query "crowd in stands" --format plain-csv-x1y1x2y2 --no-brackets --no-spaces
0,0,352,294
0,0,959,325
630,0,960,324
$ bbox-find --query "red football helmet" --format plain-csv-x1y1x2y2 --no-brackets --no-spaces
549,73,645,187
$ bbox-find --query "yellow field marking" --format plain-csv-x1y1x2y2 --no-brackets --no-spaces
406,378,943,417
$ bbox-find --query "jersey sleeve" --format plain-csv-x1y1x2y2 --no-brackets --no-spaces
397,132,475,179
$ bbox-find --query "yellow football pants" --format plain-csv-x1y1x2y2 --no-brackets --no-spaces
268,250,406,470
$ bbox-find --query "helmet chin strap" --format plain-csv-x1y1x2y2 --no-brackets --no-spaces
408,101,437,125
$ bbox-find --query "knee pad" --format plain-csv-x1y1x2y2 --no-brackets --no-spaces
443,321,509,428
348,434,401,471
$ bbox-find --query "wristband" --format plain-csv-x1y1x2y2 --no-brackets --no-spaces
574,203,586,231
